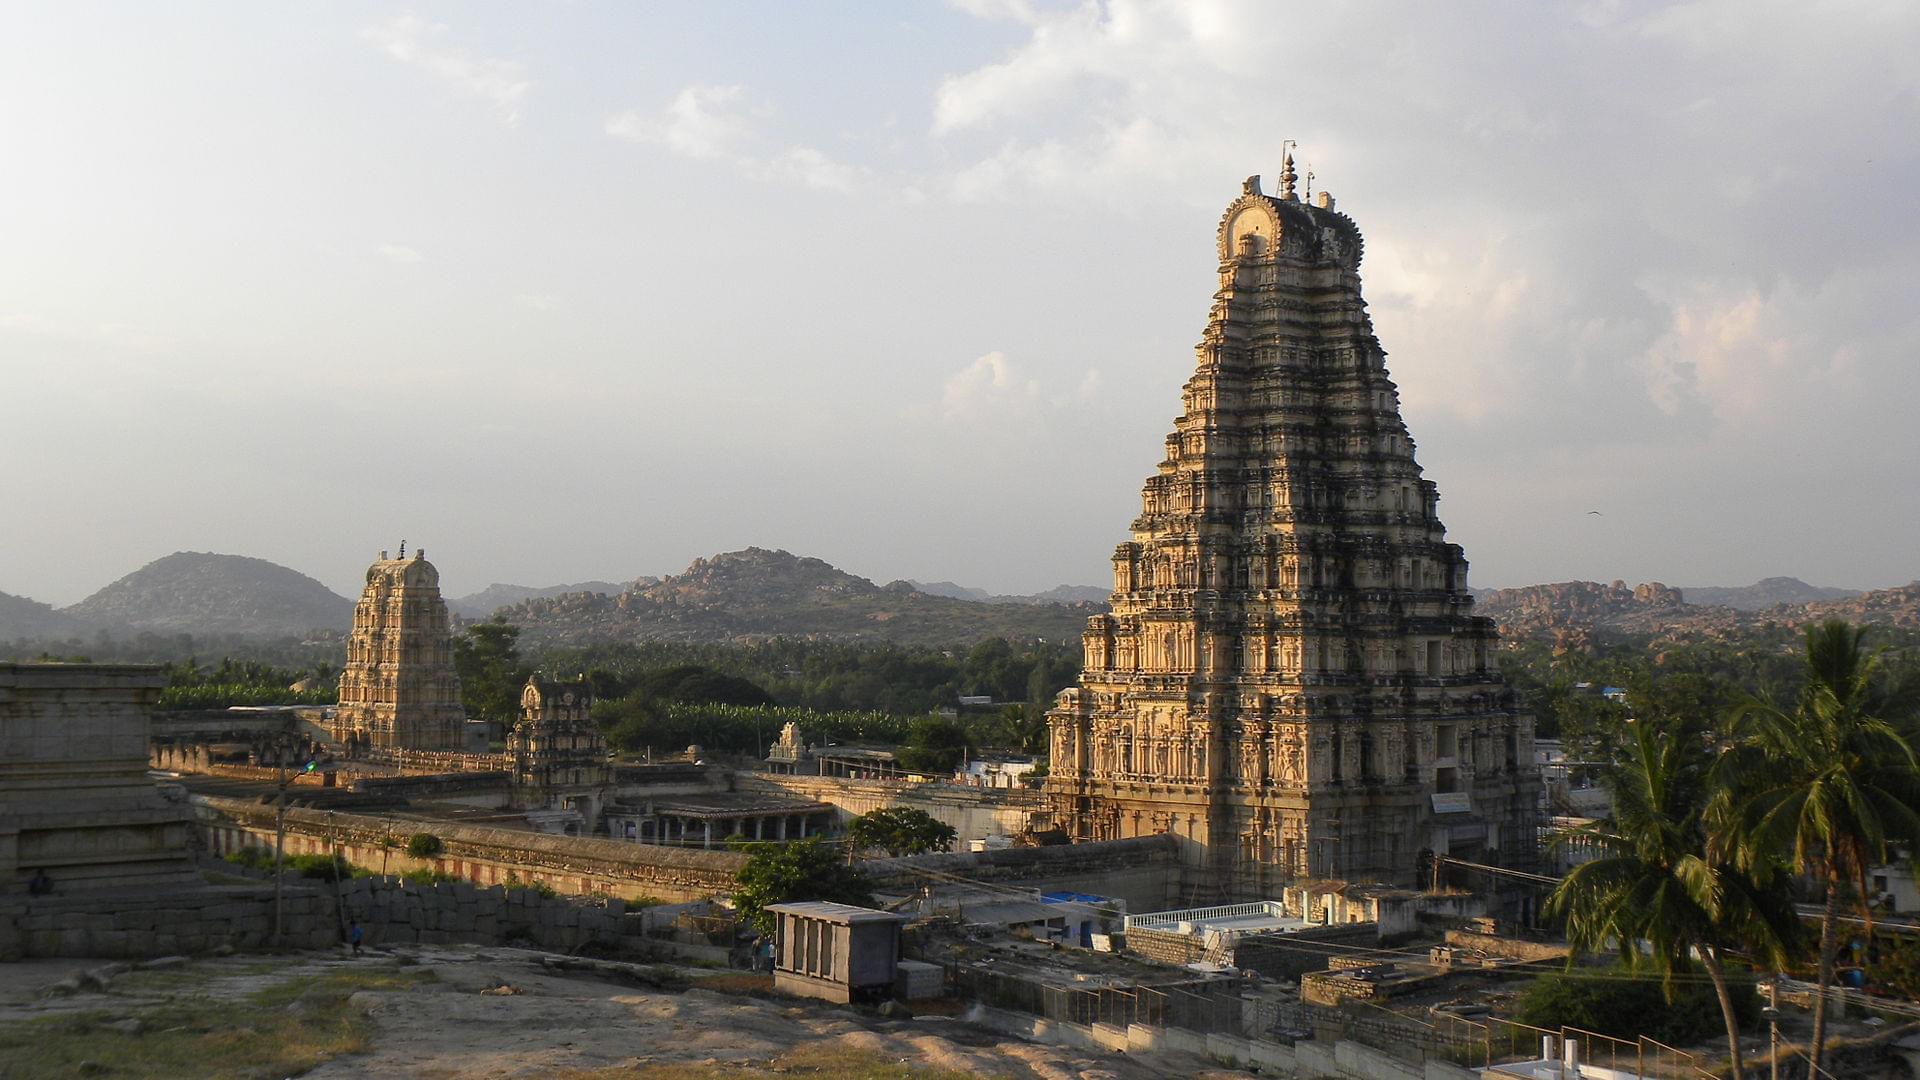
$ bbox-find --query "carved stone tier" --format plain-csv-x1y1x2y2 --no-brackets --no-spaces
332,549,466,751
0,664,200,894
1045,173,1541,894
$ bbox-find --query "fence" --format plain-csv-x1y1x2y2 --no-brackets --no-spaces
1432,1012,1716,1078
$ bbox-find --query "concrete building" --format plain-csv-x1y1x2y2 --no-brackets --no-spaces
1047,165,1541,895
768,900,905,1004
333,547,467,751
0,664,200,894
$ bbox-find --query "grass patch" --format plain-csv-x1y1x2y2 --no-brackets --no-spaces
551,1044,995,1079
0,963,436,1079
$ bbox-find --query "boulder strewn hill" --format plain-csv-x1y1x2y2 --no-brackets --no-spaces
1677,576,1860,611
447,581,625,619
63,552,353,639
1476,577,1919,648
504,548,1097,646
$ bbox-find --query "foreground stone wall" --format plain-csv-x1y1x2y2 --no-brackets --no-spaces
0,871,649,960
0,883,337,959
195,795,744,902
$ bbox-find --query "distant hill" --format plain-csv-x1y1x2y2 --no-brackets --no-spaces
1678,577,1860,611
906,580,1110,606
447,581,625,619
63,552,353,639
1477,576,1919,648
504,548,1097,646
0,590,75,641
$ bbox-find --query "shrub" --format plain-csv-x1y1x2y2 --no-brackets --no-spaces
406,833,443,858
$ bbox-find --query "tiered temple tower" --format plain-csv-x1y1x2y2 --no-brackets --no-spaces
1046,165,1540,895
332,547,466,751
508,674,611,826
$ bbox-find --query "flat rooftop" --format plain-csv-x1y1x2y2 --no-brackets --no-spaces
1125,900,1308,937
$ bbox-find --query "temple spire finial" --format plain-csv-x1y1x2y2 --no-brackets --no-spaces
1280,141,1299,201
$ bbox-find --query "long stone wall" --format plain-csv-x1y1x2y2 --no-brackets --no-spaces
744,773,1046,842
195,795,743,902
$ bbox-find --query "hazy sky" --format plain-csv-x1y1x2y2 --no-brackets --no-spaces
4,1,1917,605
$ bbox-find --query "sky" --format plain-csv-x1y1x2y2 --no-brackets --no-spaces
2,1,1917,605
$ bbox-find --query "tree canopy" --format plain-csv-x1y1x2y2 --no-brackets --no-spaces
847,807,957,857
729,836,875,936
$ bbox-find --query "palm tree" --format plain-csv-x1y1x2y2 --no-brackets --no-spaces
1718,620,1920,1076
1549,719,1794,1078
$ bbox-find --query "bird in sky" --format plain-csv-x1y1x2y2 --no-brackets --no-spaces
1587,510,1603,516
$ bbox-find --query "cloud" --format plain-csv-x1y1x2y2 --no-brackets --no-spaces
942,351,1039,417
606,84,757,160
378,244,425,264
607,85,865,193
362,14,530,126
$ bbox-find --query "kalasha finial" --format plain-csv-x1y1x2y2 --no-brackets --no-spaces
1280,142,1298,201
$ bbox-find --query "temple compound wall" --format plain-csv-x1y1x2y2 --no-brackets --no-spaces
1046,166,1541,896
195,795,744,903
745,773,1047,845
0,663,201,896
332,547,467,751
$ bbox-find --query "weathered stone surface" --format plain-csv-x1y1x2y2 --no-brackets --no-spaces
1047,170,1542,891
333,550,465,751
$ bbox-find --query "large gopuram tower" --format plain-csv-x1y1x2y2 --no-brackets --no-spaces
1046,165,1540,896
333,547,466,751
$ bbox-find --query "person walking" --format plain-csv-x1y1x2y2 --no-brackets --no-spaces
348,921,364,956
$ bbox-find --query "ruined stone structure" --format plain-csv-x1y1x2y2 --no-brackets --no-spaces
1046,164,1540,895
0,664,200,894
333,547,466,751
508,674,611,826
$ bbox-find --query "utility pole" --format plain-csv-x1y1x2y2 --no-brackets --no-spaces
272,736,289,947
1765,976,1781,1080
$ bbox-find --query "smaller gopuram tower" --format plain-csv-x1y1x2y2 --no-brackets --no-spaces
333,546,466,751
508,674,610,825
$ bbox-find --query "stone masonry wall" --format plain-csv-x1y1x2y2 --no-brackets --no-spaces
745,773,1046,844
195,794,743,903
0,872,649,961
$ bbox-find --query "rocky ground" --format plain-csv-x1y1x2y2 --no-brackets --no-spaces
0,945,1245,1079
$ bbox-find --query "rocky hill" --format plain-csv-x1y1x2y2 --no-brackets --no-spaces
447,580,625,619
1677,576,1860,611
503,548,1097,646
0,590,76,641
1475,580,1690,639
1787,580,1920,630
63,552,354,639
1477,577,1920,648
907,580,1111,605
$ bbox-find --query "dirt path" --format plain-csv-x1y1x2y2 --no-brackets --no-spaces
0,946,1248,1079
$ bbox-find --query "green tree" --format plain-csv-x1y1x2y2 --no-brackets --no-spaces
730,836,876,935
1716,619,1920,1076
451,619,527,727
1548,719,1795,1079
895,715,973,774
994,703,1049,754
847,807,957,857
